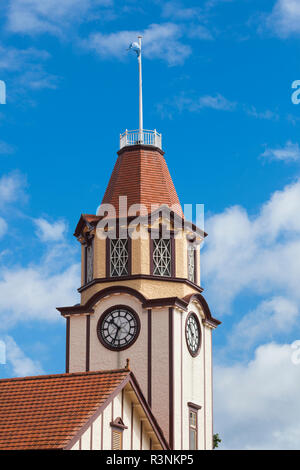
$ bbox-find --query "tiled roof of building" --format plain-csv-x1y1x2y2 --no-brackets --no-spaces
101,145,183,216
0,369,129,450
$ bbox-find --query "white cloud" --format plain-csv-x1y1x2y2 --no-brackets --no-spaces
0,141,15,155
228,297,299,352
160,2,213,40
33,218,67,242
158,95,281,120
157,92,236,118
0,217,8,239
1,335,44,377
0,171,27,207
215,342,300,449
18,67,59,90
188,25,213,41
261,141,300,162
0,45,58,92
205,0,234,8
266,0,300,37
85,23,192,66
195,93,236,111
0,44,49,72
203,179,300,313
0,171,79,330
161,2,202,20
6,0,111,35
0,263,80,330
245,106,279,121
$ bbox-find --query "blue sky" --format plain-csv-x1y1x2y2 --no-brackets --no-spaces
1,0,300,450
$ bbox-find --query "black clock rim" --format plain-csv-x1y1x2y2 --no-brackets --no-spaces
97,305,141,352
185,311,201,357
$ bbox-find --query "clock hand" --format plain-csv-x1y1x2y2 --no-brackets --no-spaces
188,325,194,337
112,325,121,344
108,319,118,332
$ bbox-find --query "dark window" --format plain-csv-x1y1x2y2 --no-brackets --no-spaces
84,239,94,284
110,239,129,277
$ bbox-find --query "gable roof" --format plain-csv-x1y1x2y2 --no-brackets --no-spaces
0,368,168,450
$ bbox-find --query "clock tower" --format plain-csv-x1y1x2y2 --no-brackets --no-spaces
57,39,220,450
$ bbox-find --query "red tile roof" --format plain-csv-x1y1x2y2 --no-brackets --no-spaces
101,145,183,216
0,369,129,450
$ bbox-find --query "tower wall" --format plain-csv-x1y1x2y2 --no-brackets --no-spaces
62,144,219,450
68,296,213,449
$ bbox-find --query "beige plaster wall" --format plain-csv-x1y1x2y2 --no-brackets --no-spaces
93,236,106,279
80,278,198,305
69,315,86,372
175,236,187,279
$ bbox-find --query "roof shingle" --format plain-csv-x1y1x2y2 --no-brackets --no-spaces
101,145,183,216
0,369,129,450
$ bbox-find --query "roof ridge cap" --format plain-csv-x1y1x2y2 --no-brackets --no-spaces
0,368,129,383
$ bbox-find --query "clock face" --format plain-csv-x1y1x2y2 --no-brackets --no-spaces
97,306,140,351
186,313,201,356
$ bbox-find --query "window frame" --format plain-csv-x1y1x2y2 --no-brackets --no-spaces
150,234,175,278
188,402,201,450
84,237,94,285
187,241,197,284
106,236,132,278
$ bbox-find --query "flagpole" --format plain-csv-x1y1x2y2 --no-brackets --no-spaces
138,35,143,143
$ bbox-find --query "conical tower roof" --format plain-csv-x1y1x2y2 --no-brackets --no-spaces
101,144,183,217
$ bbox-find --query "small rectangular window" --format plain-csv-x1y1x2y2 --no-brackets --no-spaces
189,407,198,450
187,243,196,283
190,411,197,427
152,239,171,277
85,239,94,284
189,428,197,450
110,239,129,277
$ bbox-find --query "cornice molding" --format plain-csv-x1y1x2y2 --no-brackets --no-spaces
77,274,204,294
117,144,165,156
57,285,221,328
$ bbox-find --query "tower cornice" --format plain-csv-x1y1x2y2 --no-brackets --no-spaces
117,144,165,157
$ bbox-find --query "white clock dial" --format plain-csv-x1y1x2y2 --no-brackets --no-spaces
97,306,140,351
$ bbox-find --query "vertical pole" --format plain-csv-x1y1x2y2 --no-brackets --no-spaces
138,35,143,143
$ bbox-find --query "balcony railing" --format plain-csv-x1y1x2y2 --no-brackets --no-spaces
120,129,162,150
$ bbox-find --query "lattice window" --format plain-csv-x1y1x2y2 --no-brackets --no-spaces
187,244,195,283
112,430,122,450
153,239,171,277
110,239,129,277
85,239,94,284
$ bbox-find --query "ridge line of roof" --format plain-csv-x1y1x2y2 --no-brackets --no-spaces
0,368,129,383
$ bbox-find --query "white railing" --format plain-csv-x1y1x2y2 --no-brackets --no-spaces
120,129,162,150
